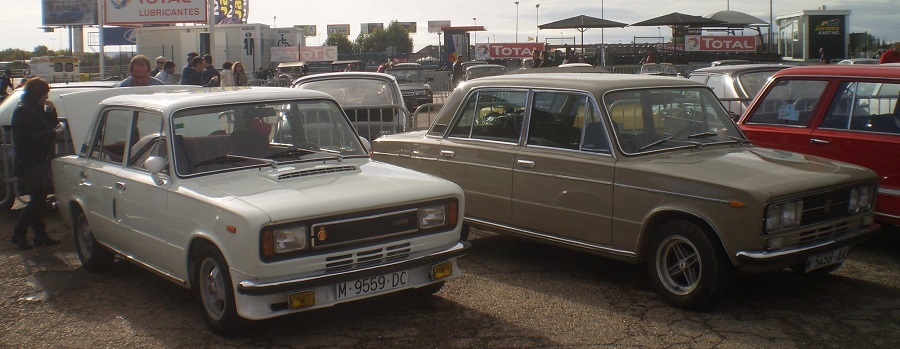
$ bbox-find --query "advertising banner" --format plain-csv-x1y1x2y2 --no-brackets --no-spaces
271,47,299,63
326,24,351,36
104,0,207,25
297,25,317,37
397,22,417,33
214,0,248,25
809,15,846,60
428,20,451,33
101,26,137,45
299,46,338,62
361,23,384,35
684,36,757,52
42,0,98,26
474,43,546,59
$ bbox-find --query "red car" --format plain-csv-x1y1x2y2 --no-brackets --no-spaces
738,65,900,225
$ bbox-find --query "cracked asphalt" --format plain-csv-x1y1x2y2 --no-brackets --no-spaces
1,206,898,348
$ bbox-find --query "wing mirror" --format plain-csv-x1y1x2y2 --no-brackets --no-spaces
143,156,168,185
358,136,371,153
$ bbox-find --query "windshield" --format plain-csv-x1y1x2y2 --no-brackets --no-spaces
171,99,366,176
603,87,744,154
385,69,426,83
736,70,782,98
295,79,399,107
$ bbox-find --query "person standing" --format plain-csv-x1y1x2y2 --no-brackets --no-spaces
219,62,234,87
530,50,542,68
879,42,900,64
232,62,249,86
819,48,831,64
115,55,166,87
155,60,177,84
179,52,199,85
452,59,464,86
200,54,221,87
151,56,166,76
1,68,13,101
10,78,63,250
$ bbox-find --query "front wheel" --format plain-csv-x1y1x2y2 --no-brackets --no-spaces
74,210,114,271
647,220,732,310
193,243,244,335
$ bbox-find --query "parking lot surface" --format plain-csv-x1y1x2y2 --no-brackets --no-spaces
1,206,898,348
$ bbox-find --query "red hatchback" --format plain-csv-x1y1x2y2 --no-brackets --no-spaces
738,65,900,225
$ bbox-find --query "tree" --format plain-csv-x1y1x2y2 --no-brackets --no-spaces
0,48,31,62
352,21,414,55
33,45,53,57
324,34,354,54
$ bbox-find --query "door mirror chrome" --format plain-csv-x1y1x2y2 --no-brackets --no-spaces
144,156,167,174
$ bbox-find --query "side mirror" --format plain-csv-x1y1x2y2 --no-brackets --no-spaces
143,156,168,185
358,136,371,153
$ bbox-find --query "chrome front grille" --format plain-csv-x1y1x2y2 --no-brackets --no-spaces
324,242,411,273
786,221,851,245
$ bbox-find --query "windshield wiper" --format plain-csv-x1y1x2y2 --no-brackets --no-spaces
688,131,719,138
640,137,673,151
267,148,343,162
193,154,276,168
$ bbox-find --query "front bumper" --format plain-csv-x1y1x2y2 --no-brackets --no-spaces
735,221,880,271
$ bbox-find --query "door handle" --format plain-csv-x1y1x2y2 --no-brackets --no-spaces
115,182,126,190
440,150,455,158
517,160,536,169
810,138,831,145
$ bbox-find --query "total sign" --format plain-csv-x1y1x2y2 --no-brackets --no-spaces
475,43,546,59
685,35,757,52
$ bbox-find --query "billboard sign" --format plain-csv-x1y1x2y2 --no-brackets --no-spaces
474,43,546,59
299,46,339,62
214,0,248,24
397,22,417,33
684,35,756,52
326,24,351,36
428,20,451,33
104,0,207,26
297,25,317,37
42,0,98,26
271,47,299,63
101,26,137,45
361,23,384,35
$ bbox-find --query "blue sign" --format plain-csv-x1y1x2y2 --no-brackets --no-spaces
102,27,136,46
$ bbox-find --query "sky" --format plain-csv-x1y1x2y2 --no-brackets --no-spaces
5,0,898,54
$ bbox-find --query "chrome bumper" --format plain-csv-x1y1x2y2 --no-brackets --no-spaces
735,222,880,268
237,241,470,296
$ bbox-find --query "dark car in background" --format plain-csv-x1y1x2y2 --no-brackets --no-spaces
384,65,433,112
738,65,900,226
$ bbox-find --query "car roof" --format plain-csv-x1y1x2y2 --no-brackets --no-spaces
771,65,900,79
459,73,703,92
293,71,397,84
49,81,118,89
277,61,307,68
98,87,333,111
505,66,611,75
691,64,790,74
466,64,505,70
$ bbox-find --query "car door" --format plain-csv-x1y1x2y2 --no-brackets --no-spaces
430,89,528,225
808,80,900,221
512,91,614,245
113,110,176,273
739,78,831,153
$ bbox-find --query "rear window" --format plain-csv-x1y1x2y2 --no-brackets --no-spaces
819,81,900,134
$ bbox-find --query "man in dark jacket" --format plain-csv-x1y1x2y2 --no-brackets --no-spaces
200,54,221,87
11,78,63,249
179,52,199,85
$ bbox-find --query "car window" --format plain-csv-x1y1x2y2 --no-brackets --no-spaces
603,87,740,154
736,70,780,98
448,90,526,143
295,79,399,107
821,81,900,134
527,92,592,151
688,74,708,84
88,109,132,164
126,112,165,171
705,75,728,98
744,79,828,127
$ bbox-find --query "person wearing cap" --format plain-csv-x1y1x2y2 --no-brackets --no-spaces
151,56,166,76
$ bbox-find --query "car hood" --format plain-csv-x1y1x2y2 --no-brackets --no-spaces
619,146,876,199
190,160,460,222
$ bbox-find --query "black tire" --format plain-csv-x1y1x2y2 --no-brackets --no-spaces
790,262,844,276
647,220,733,310
192,243,245,335
460,224,471,241
74,210,114,271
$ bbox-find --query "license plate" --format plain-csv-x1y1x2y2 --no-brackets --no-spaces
804,247,849,272
336,270,409,300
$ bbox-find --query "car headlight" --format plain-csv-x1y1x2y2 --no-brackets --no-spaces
849,186,875,214
765,200,803,233
263,226,308,255
419,204,448,229
414,89,427,96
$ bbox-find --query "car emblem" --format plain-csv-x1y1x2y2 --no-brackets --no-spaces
317,227,328,241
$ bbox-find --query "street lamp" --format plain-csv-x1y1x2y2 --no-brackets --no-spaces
536,4,540,42
473,17,477,44
515,1,520,43
273,16,277,28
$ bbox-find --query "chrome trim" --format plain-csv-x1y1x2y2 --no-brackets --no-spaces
98,241,187,286
512,168,613,186
466,217,636,258
735,222,879,261
238,241,470,296
875,212,900,220
310,208,420,249
879,187,900,197
615,183,732,205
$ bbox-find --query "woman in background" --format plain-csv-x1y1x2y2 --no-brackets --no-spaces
232,62,249,86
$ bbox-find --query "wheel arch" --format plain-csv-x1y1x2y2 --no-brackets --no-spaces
186,236,221,290
637,210,727,265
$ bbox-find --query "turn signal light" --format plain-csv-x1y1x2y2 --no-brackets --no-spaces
432,261,454,280
289,291,316,309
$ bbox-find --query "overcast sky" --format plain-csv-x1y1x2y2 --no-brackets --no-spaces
6,1,898,53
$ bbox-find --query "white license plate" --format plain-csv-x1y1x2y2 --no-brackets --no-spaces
804,247,850,272
336,270,409,300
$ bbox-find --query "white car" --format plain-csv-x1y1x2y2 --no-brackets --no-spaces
51,86,468,334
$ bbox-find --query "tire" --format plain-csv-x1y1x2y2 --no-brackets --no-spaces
647,220,733,310
193,243,244,335
790,262,844,276
74,210,114,271
460,224,471,241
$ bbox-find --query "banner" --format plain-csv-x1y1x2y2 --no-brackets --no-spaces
101,26,136,45
427,20,451,33
298,46,338,62
326,24,351,36
396,22,417,33
684,36,756,52
214,0,248,25
297,25,317,37
474,43,545,59
271,47,299,63
42,0,98,26
104,0,207,25
444,30,465,64
361,23,384,35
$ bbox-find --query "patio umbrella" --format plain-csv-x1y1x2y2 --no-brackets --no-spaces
538,15,627,47
629,12,726,63
704,10,768,27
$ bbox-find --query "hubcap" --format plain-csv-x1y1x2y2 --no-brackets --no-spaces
656,235,702,296
77,217,94,257
199,257,226,321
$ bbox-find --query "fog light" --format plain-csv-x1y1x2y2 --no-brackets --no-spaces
432,261,454,280
289,291,315,309
765,237,784,250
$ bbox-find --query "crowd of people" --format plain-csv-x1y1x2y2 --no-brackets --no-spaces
112,52,254,88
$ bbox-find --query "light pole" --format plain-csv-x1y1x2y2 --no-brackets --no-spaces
515,2,520,43
273,16,277,28
769,0,774,53
473,17,477,44
536,4,540,42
